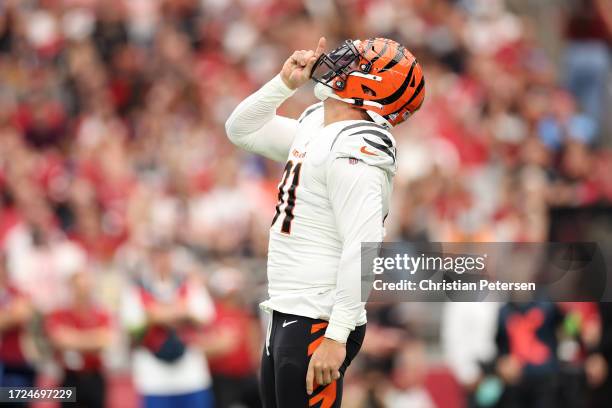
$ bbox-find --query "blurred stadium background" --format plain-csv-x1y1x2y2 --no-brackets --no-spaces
0,0,611,407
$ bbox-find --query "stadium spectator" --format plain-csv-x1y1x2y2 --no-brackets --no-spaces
0,251,36,391
495,301,564,408
562,0,611,133
120,240,215,408
203,266,262,408
553,302,600,408
384,340,437,408
587,302,612,408
442,302,500,408
45,269,113,408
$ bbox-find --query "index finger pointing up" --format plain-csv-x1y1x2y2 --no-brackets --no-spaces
314,37,326,58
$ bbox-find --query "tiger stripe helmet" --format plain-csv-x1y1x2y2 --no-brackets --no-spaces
311,38,425,128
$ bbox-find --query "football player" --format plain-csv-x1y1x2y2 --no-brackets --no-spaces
225,36,425,407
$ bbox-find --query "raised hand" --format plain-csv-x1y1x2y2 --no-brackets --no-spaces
280,37,326,90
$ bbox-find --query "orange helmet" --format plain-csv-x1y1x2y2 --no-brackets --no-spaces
311,38,425,128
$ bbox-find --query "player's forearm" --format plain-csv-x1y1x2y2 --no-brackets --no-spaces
225,74,294,137
325,244,366,343
225,74,297,160
326,220,381,343
325,160,386,343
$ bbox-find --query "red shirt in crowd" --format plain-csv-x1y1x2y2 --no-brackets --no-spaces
45,306,111,372
137,280,200,351
207,302,258,378
0,285,29,366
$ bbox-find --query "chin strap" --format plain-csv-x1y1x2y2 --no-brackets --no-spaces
365,111,393,130
334,94,384,109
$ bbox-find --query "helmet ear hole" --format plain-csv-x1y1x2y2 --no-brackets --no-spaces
361,85,376,96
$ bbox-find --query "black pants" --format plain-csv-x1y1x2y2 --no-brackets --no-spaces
500,373,558,408
61,370,106,408
589,374,612,408
260,311,366,408
212,374,261,408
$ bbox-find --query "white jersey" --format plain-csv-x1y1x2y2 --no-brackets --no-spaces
225,75,396,342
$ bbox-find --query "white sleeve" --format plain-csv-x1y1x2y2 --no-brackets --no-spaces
225,74,298,162
441,303,480,385
441,302,499,385
324,158,388,343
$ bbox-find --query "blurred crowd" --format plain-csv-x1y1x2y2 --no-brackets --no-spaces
0,0,611,407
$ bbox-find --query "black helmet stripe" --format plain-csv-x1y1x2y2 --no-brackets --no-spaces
369,40,389,65
379,46,405,73
372,59,417,106
384,77,425,119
